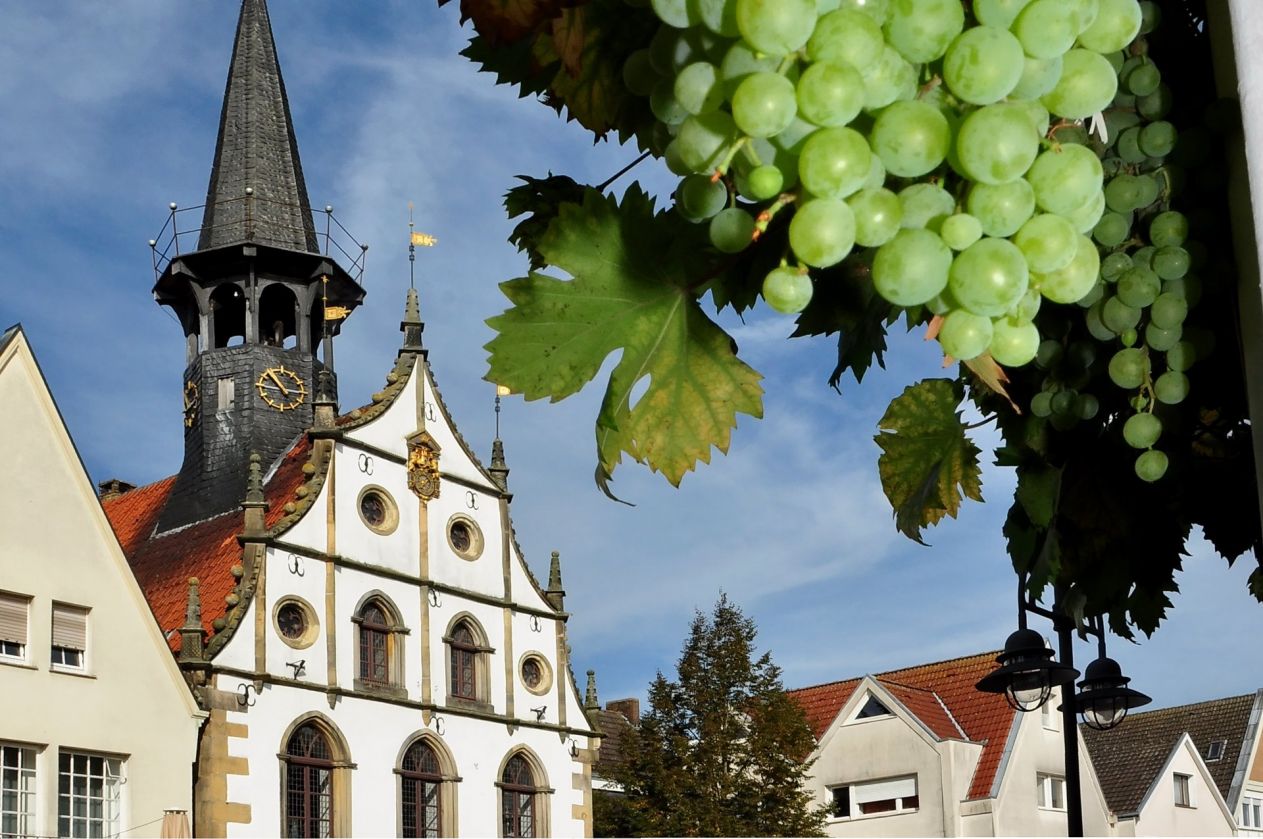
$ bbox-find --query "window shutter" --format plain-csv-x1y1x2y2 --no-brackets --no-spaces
51,605,87,650
0,594,27,644
854,777,917,804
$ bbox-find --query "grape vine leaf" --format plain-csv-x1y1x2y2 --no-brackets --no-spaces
485,185,765,494
875,379,984,545
504,174,585,270
438,0,568,46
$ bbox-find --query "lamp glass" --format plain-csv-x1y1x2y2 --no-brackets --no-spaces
1006,669,1052,711
1082,696,1127,730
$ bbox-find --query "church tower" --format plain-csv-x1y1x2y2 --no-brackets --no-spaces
152,0,364,531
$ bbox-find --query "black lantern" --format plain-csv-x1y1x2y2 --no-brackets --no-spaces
1074,656,1151,730
976,628,1080,712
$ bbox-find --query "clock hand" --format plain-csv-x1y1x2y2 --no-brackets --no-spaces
267,370,290,396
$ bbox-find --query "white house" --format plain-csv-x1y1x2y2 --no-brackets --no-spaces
0,326,206,838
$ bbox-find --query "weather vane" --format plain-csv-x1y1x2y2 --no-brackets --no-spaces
408,201,437,289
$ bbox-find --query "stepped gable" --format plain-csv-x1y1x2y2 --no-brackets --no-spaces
102,437,311,651
1081,692,1256,816
787,651,1013,800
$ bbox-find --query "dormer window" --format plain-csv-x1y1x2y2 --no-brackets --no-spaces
856,695,892,719
1206,739,1226,762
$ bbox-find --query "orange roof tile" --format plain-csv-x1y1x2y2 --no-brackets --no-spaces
788,652,1014,800
102,438,312,653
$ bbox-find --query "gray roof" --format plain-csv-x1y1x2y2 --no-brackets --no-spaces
1082,692,1258,816
198,0,318,253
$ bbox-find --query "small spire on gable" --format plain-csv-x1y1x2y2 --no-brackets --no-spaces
401,287,424,351
546,551,565,611
585,670,600,711
489,385,511,492
242,452,267,535
313,367,338,428
178,577,205,663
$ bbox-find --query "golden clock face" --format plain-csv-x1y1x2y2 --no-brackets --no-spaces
183,380,200,427
255,366,307,411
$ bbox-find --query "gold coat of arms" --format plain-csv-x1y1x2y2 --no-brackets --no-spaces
407,431,442,501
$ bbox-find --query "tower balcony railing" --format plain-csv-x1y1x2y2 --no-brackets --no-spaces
149,191,368,285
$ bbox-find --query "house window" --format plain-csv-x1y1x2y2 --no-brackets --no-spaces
449,621,479,701
357,487,399,535
1174,773,1192,807
829,777,918,819
1206,739,1226,762
1,744,36,839
0,593,29,663
217,377,235,411
1041,697,1060,730
353,597,404,693
855,695,892,719
285,724,333,838
50,604,88,671
1037,773,1066,811
501,755,536,837
400,741,442,838
1242,796,1262,829
58,751,123,839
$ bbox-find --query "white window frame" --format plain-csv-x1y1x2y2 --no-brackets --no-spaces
1038,773,1067,811
1242,795,1262,829
0,743,38,839
827,776,919,820
1174,772,1193,808
58,751,124,839
50,603,88,674
0,593,30,666
1041,697,1060,731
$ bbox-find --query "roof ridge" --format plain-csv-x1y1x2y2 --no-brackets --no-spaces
789,649,1002,693
1124,693,1255,719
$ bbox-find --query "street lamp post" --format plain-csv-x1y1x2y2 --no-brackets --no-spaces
977,580,1151,837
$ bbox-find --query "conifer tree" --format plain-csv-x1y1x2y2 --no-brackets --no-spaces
603,595,827,837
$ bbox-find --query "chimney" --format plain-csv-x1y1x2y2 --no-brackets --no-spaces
606,698,640,724
97,479,136,501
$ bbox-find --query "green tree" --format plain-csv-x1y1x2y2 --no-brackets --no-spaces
603,596,827,837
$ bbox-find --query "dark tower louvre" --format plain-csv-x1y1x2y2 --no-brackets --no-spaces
153,0,364,532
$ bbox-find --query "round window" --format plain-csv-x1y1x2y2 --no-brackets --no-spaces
357,486,399,535
446,515,484,561
522,657,543,689
519,653,552,695
273,597,319,649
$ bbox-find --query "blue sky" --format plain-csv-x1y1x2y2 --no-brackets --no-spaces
0,1,1257,712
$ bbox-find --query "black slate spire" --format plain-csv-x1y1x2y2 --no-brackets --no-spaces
198,0,318,253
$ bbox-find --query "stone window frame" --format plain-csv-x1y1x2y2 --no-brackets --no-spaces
443,613,495,713
277,713,355,838
394,732,462,838
351,592,408,699
446,513,485,561
517,651,553,697
496,748,553,838
357,485,400,536
272,595,320,650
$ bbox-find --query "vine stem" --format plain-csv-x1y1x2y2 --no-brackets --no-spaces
751,192,798,241
596,151,651,192
711,138,750,182
963,415,998,431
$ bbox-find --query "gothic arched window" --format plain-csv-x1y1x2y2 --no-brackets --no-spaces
285,723,334,838
449,621,478,701
400,740,443,838
500,755,536,838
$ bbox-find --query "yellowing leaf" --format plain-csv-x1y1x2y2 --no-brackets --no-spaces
875,379,983,544
485,186,764,491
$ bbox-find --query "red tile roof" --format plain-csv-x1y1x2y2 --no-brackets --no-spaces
102,438,312,652
787,652,1014,800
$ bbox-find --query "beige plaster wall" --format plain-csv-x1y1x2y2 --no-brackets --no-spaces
1133,742,1235,836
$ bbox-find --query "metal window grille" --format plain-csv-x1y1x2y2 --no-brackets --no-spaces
401,742,442,838
1,745,36,839
285,725,333,838
501,756,535,838
358,604,390,685
57,751,122,839
449,624,477,700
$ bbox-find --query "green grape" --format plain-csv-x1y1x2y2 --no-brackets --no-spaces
927,286,960,315
940,213,983,251
1104,174,1144,212
1154,371,1189,404
1013,0,1079,58
1131,245,1155,270
1069,0,1101,32
1051,389,1078,417
1101,251,1132,281
1150,292,1189,330
1035,339,1063,369
675,63,724,115
651,0,700,27
806,10,884,67
744,165,785,200
1144,322,1182,351
1026,143,1103,216
799,127,872,198
1164,275,1201,307
1153,246,1189,280
1012,54,1064,100
956,104,1041,185
872,228,953,305
1011,287,1043,321
1116,127,1147,164
1043,50,1118,119
1031,390,1054,417
789,199,857,267
664,141,691,176
1078,393,1101,420
1139,121,1177,157
1014,213,1078,273
818,0,842,11
697,0,741,36
1104,108,1142,141
863,153,887,190
650,80,690,126
949,238,1030,317
870,100,950,177
884,0,963,62
1135,449,1168,482
709,207,756,253
938,310,994,361
733,72,798,138
1139,0,1160,32
762,266,814,313
1121,326,1139,347
1166,340,1196,372
1086,300,1116,340
967,180,1036,237
771,117,818,155
848,187,903,247
1124,412,1162,449
623,50,659,98
943,26,1025,105
1109,347,1148,389
1126,62,1161,97
975,0,1034,28
1137,85,1173,120
1015,99,1052,137
649,26,711,76
678,175,729,220
989,316,1041,366
1067,190,1106,235
1104,50,1126,73
720,42,780,97
862,46,917,111
1077,280,1105,307
1093,212,1130,247
1149,211,1188,247
838,0,890,22
1116,266,1160,308
676,112,737,172
1078,0,1143,53
796,61,865,127
736,0,817,56
898,184,956,229
1036,235,1100,303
